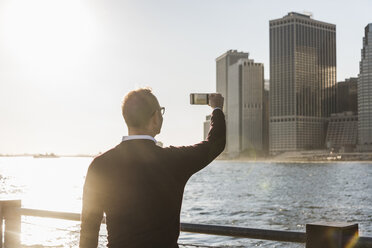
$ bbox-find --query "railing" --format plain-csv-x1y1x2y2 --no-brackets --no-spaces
1,200,372,248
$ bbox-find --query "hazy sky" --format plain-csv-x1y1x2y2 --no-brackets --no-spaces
0,0,371,154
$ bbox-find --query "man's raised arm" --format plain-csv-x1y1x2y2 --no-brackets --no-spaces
166,93,226,178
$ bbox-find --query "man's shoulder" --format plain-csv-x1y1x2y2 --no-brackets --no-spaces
90,145,121,168
161,143,206,157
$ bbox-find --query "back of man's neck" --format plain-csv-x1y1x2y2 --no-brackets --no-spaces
128,130,155,137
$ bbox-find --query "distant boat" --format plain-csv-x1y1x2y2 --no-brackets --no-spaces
33,153,59,158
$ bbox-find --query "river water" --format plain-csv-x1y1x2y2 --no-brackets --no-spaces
0,157,371,247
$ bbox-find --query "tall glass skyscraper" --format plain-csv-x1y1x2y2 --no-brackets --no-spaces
358,23,372,151
269,12,336,154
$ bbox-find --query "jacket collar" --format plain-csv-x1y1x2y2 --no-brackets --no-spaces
122,135,157,143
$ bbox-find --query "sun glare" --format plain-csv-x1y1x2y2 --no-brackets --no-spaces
1,0,98,77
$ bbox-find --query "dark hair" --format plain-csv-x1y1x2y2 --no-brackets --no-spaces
121,88,159,128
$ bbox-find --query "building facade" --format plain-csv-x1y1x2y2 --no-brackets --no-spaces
216,50,249,157
263,80,270,154
240,59,264,153
358,23,372,151
269,12,336,154
337,77,358,113
203,115,211,141
325,112,358,151
216,51,264,157
216,50,249,112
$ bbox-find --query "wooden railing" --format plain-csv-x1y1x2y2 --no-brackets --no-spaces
1,200,372,248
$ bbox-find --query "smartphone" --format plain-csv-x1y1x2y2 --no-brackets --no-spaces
190,93,209,105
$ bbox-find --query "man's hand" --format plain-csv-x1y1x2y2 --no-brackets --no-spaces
209,93,224,109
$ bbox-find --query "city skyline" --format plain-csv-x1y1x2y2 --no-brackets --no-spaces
0,0,371,154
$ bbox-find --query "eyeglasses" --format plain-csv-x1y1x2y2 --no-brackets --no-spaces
152,107,165,116
159,107,165,116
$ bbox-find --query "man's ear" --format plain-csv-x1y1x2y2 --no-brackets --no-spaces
149,112,159,128
153,110,162,135
153,111,161,125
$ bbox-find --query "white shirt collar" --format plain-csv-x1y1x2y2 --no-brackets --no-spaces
122,135,157,143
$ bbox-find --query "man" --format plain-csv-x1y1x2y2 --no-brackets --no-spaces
79,88,226,248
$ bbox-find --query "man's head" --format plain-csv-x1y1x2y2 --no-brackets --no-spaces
122,88,163,137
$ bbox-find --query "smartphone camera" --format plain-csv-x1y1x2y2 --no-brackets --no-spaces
190,93,209,105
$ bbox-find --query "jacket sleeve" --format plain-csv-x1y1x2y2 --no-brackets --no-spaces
166,108,226,179
79,160,104,248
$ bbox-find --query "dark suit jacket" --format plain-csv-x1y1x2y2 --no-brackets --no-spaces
79,109,226,248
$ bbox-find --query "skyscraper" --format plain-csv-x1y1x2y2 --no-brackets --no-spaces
203,115,211,141
240,59,264,153
216,50,249,112
263,80,270,154
269,12,336,154
358,23,372,151
216,50,264,157
216,50,249,157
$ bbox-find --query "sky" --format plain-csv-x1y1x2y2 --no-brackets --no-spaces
0,0,371,155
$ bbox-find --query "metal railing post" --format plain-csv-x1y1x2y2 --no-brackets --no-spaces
306,222,359,248
0,200,21,248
